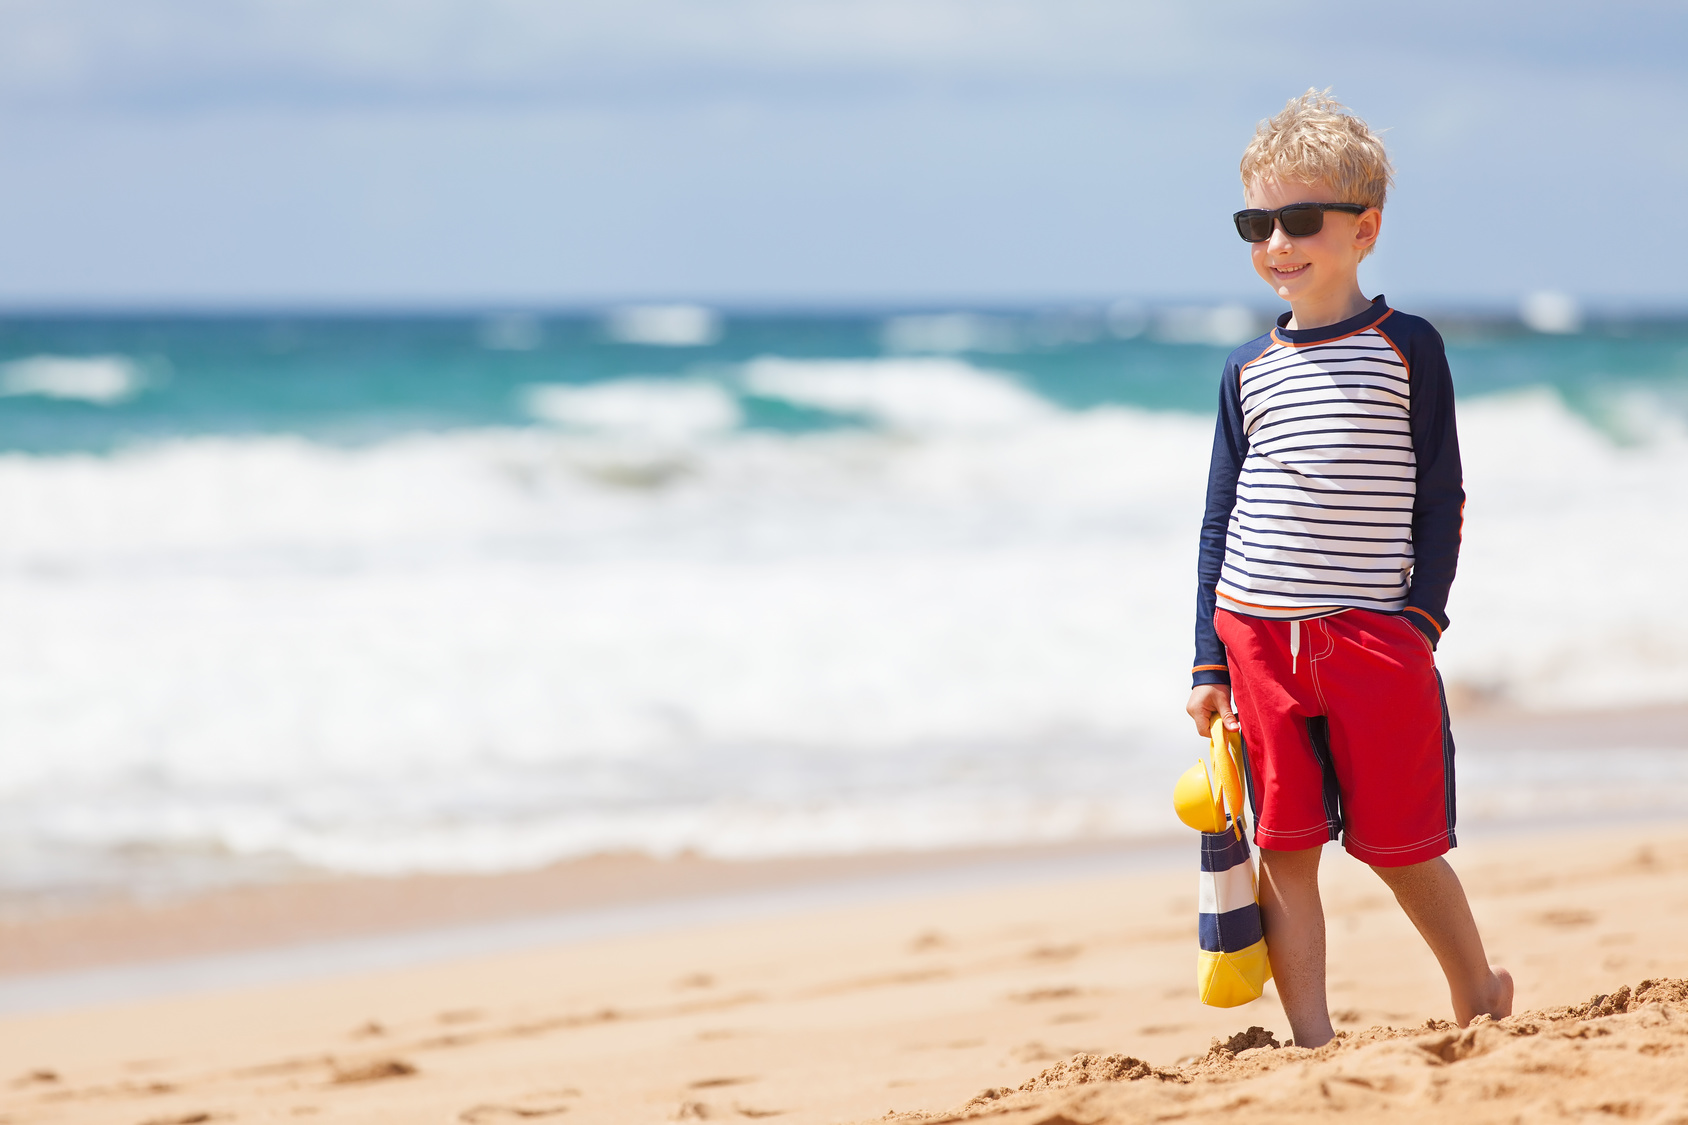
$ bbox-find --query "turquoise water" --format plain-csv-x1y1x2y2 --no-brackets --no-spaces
2,310,1686,452
1,305,1686,899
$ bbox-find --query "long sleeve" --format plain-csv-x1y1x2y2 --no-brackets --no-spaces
1193,362,1248,686
1401,327,1464,647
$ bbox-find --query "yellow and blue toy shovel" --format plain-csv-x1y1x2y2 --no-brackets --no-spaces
1172,716,1271,1007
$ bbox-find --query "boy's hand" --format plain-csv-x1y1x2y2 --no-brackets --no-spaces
1186,685,1240,737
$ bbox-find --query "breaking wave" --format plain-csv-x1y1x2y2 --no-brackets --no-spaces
0,357,1683,888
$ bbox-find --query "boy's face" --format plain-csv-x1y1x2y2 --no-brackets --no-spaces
1243,177,1381,306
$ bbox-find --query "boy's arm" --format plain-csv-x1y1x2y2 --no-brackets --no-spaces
1403,326,1465,647
1193,363,1247,686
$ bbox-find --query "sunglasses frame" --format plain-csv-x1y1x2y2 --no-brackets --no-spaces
1232,202,1369,243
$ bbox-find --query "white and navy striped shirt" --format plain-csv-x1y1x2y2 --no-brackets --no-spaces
1192,298,1465,685
1219,323,1413,616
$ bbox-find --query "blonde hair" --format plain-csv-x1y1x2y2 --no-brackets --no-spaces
1241,89,1393,212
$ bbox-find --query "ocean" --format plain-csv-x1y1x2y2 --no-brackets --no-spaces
2,304,1686,906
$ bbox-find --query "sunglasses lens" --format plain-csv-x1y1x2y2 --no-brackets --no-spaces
1279,205,1325,238
1234,211,1273,242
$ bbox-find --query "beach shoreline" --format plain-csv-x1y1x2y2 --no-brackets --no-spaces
5,703,1683,987
0,837,1191,1014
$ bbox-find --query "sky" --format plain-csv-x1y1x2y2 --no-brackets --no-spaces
0,0,1682,309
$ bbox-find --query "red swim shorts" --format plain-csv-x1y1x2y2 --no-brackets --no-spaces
1215,608,1456,867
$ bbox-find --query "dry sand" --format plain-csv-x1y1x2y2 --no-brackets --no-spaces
917,979,1688,1124
2,824,1686,1124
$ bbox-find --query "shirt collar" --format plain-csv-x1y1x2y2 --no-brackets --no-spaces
1272,295,1391,345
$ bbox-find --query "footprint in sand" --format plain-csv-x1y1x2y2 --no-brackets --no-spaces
1027,944,1082,961
459,1089,581,1121
1536,908,1598,927
438,1008,484,1025
1009,987,1081,1003
672,1101,783,1120
460,1105,572,1122
688,1076,757,1089
1011,1041,1085,1064
330,1058,417,1084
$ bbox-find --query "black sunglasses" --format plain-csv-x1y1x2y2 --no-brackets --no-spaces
1233,202,1368,243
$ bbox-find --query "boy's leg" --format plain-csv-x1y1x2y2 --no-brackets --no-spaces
1309,610,1511,1025
1259,845,1335,1048
1215,610,1342,1046
1371,857,1514,1026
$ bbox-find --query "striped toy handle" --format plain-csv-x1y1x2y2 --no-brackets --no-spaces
1207,715,1248,841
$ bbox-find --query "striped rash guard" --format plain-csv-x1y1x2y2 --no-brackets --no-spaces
1192,296,1464,687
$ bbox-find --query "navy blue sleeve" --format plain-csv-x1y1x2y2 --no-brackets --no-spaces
1387,317,1465,648
1192,353,1250,687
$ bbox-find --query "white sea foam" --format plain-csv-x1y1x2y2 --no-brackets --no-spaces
522,378,741,440
1150,305,1267,346
0,355,144,404
880,313,1021,354
1439,388,1688,708
604,304,722,347
742,356,1055,432
0,360,1681,886
1521,291,1583,335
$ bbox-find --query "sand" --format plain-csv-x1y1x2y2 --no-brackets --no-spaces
0,843,1154,979
2,824,1686,1124
915,979,1688,1124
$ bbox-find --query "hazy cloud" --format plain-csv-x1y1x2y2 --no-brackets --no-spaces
0,1,1679,110
0,1,1680,304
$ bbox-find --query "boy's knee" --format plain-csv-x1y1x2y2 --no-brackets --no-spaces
1260,844,1323,879
1369,855,1451,887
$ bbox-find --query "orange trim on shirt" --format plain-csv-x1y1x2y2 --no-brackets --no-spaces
1192,664,1229,672
1236,341,1276,395
1375,318,1411,374
1403,606,1443,635
1269,306,1394,349
1216,592,1345,613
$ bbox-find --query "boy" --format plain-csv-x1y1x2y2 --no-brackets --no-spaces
1184,90,1512,1048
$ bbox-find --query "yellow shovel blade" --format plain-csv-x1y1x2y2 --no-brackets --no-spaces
1173,760,1226,833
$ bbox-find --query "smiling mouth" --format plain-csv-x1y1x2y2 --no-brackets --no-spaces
1271,263,1310,277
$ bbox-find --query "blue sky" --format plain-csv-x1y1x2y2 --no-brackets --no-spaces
0,0,1682,308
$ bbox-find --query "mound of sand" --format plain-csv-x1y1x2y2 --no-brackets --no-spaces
895,978,1688,1124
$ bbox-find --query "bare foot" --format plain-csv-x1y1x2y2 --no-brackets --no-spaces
1459,967,1514,1026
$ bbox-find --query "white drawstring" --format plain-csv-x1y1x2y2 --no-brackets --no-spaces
1290,619,1300,675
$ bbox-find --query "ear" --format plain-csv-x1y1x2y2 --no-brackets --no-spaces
1354,207,1382,253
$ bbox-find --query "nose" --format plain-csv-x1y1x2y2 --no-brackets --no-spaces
1265,221,1295,256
